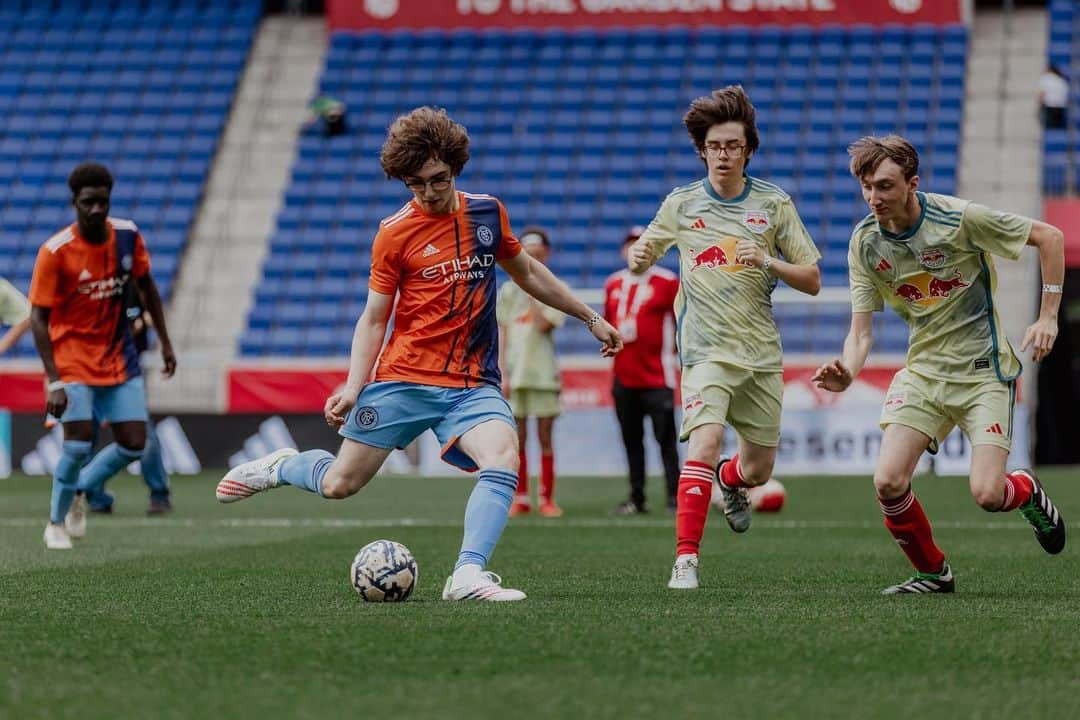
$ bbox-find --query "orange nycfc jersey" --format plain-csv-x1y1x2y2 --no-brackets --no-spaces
29,218,150,385
369,192,522,388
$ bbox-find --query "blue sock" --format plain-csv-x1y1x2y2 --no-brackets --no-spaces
277,450,332,497
76,443,143,496
456,468,517,570
141,422,170,500
51,440,93,523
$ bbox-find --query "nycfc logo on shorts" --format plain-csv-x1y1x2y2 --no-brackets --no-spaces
121,254,133,271
476,224,495,247
742,211,771,234
355,406,379,429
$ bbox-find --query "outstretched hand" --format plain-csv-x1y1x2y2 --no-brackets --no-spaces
589,317,623,358
1020,316,1058,362
811,359,853,393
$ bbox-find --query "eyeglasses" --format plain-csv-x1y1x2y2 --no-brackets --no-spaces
403,176,452,192
703,143,747,158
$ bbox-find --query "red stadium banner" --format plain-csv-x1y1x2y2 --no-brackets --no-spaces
226,363,904,413
328,0,964,31
0,369,46,413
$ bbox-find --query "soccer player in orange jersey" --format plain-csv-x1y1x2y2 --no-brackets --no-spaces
30,163,176,549
218,107,622,601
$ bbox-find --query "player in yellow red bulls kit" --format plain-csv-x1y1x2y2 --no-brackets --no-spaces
814,135,1067,595
629,86,822,590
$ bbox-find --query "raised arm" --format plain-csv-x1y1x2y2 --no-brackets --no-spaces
812,311,874,392
1020,220,1065,362
499,250,621,357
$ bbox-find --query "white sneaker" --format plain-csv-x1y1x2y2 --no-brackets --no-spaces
442,571,527,601
44,522,73,550
667,553,699,589
65,494,87,539
216,448,298,503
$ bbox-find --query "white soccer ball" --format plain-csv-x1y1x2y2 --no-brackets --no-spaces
350,539,418,602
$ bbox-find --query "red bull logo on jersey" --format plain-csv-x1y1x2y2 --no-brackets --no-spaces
889,269,970,306
689,237,747,273
919,248,948,269
742,210,771,234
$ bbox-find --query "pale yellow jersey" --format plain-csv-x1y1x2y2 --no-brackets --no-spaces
0,276,30,326
639,175,821,371
496,281,564,391
848,191,1032,382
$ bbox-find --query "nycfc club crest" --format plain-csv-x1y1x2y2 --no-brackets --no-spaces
742,211,771,234
476,224,495,247
355,407,379,429
121,254,133,271
920,249,947,269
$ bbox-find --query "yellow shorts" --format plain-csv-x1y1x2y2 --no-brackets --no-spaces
880,368,1017,452
508,388,561,418
679,361,782,447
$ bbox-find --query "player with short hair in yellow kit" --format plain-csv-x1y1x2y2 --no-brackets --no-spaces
814,135,1066,594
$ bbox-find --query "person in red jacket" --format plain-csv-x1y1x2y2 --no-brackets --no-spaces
604,226,681,514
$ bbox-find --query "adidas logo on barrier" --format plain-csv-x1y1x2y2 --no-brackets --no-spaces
228,416,298,468
20,417,202,476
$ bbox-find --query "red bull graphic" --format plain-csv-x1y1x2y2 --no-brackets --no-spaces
684,393,704,414
890,270,970,306
920,248,947,268
928,269,970,298
689,237,748,274
742,211,771,233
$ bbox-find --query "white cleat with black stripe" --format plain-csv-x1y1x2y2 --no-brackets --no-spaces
442,571,526,602
881,563,955,595
216,448,298,503
1015,470,1066,555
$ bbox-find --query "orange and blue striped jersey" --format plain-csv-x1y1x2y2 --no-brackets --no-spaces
369,192,522,389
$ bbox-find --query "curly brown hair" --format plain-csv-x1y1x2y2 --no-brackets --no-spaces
379,106,471,179
683,85,760,162
848,135,920,181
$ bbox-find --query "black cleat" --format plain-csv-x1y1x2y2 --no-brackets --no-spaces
882,563,955,595
1015,470,1066,555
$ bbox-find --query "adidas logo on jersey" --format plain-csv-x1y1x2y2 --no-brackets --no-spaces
985,423,1004,436
691,218,707,230
422,243,440,257
78,269,92,281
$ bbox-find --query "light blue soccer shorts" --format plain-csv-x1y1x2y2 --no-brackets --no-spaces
340,381,515,472
60,376,149,424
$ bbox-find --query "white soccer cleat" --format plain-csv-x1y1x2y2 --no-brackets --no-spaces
64,493,87,539
442,571,527,602
216,448,298,503
667,553,699,589
44,522,73,550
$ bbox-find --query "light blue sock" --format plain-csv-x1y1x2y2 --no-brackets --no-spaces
51,440,93,523
141,422,170,500
76,443,143,496
456,468,517,570
277,450,333,497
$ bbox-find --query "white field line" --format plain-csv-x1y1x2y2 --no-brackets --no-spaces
0,517,1066,530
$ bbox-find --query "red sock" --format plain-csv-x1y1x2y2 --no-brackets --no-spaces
515,449,529,501
540,452,555,503
676,460,713,556
879,488,945,573
719,453,749,489
1000,471,1034,511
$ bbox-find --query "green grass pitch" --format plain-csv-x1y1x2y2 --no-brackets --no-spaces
2,469,1079,719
